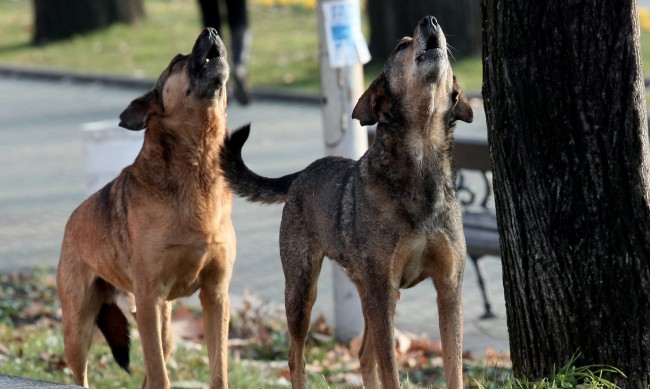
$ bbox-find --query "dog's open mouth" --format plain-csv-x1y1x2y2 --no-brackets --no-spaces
188,28,229,98
202,44,221,69
426,35,439,51
190,28,227,75
416,34,444,62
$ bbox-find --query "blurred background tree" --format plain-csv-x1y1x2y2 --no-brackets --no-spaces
367,0,481,63
33,0,146,44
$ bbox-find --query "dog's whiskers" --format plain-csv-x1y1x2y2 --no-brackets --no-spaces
446,44,457,62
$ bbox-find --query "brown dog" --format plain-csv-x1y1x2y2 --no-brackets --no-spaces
57,28,235,389
220,16,472,389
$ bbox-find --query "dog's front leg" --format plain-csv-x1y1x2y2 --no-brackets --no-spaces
436,283,464,388
161,301,173,362
134,292,170,389
361,280,400,388
426,234,465,389
357,314,380,389
199,276,231,389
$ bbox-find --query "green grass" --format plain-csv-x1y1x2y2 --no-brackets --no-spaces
1,322,623,389
2,1,650,94
0,0,322,91
0,270,630,389
0,323,284,388
0,0,321,89
472,353,626,389
1,0,194,76
0,0,483,93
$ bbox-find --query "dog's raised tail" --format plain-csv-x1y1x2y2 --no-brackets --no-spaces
220,124,301,204
96,303,131,374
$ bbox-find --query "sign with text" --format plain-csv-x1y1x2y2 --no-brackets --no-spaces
322,0,371,68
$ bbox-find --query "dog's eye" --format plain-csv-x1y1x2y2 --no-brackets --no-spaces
395,41,410,52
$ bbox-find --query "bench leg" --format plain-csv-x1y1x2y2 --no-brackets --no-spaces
469,254,496,319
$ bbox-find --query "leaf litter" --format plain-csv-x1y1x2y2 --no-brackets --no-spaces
0,271,511,387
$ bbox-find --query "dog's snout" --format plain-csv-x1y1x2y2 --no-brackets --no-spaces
199,27,219,41
420,16,438,29
201,27,219,40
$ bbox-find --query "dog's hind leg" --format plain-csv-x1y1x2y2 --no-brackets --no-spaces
426,233,465,389
280,222,324,389
57,253,105,387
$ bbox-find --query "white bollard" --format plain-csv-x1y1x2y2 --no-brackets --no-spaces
81,120,143,196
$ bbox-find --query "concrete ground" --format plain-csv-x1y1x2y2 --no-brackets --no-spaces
0,75,509,360
0,373,80,388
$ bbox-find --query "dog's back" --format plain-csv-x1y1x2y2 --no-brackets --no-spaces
220,121,461,257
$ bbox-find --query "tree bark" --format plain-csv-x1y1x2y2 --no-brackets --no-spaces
33,0,145,44
482,0,650,387
367,0,480,64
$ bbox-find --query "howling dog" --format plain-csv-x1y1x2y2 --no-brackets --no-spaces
221,16,472,389
58,28,235,389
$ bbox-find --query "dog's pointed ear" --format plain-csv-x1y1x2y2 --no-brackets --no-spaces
352,75,387,126
119,90,161,131
451,78,473,124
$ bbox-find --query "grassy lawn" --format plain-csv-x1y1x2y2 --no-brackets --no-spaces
0,271,625,388
0,271,510,388
2,1,650,94
2,1,649,94
0,0,321,89
0,0,485,93
0,0,325,92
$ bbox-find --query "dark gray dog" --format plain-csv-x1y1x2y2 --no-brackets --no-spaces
220,16,473,389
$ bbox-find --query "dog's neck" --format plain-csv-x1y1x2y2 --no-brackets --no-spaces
368,122,455,177
134,108,228,196
363,117,458,222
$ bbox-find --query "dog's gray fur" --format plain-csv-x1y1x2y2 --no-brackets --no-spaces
220,16,473,389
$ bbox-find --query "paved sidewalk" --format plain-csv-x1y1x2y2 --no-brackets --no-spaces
0,76,509,357
0,374,80,388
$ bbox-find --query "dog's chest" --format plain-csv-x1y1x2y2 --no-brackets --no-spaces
161,238,229,299
399,234,429,289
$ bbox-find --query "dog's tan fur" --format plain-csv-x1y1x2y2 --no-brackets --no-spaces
220,16,472,389
57,28,234,389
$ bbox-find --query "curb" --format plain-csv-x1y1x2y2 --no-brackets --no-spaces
0,63,490,104
2,63,645,102
0,63,322,105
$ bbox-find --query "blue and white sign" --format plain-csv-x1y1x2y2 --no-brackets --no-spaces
322,0,371,68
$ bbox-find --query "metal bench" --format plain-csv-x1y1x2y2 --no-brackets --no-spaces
455,138,500,319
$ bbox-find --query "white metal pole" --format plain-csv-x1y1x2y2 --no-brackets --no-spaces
316,0,368,342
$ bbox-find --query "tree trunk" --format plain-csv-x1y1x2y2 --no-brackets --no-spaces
482,0,650,387
367,0,480,64
33,0,145,44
